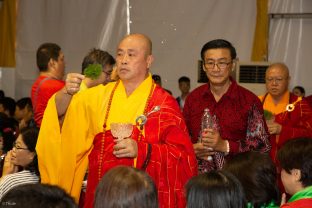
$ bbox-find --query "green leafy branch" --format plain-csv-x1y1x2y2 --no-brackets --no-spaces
83,64,102,80
263,109,274,120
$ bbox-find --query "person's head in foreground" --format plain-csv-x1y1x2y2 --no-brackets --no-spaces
94,166,158,208
11,127,39,175
223,151,280,208
186,170,246,208
0,183,77,208
277,138,312,198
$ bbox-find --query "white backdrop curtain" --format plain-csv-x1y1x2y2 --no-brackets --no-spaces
15,0,127,99
130,0,257,96
269,0,312,96
14,0,256,99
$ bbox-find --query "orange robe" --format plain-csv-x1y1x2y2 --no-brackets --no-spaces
37,75,197,208
259,92,312,162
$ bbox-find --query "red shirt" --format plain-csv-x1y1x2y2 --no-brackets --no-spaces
183,79,270,157
31,75,65,127
281,198,312,208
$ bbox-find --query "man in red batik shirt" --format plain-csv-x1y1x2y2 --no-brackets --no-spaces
183,39,271,173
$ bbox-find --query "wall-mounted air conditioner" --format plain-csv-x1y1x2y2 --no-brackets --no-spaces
235,62,270,96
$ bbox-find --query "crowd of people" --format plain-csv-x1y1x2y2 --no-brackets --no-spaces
0,33,311,207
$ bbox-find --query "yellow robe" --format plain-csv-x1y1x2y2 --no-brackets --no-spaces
37,76,152,202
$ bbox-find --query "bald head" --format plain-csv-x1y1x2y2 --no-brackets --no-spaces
116,33,154,86
266,63,289,78
121,34,152,56
265,62,290,100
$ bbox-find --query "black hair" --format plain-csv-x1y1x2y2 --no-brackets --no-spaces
186,170,246,208
0,113,17,153
16,97,32,112
277,137,312,187
223,151,280,208
1,183,77,208
152,74,161,82
94,166,158,208
36,43,61,72
19,127,40,177
0,90,4,99
0,97,16,117
200,39,237,61
293,86,305,95
178,76,190,83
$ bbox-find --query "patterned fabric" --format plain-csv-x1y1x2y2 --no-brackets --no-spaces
259,92,312,163
0,170,39,200
31,75,64,127
37,75,197,208
183,78,270,172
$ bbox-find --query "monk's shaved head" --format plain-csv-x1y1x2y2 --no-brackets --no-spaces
266,62,289,78
121,33,152,56
265,62,290,100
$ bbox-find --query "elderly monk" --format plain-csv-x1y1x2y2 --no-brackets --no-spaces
259,63,312,162
36,34,197,208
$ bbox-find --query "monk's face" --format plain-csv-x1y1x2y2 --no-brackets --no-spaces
265,65,289,98
116,34,153,83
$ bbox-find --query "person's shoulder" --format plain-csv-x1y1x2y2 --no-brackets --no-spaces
40,78,65,90
153,86,180,109
188,84,207,98
45,78,65,85
305,95,312,102
31,76,45,87
281,198,312,208
234,84,261,101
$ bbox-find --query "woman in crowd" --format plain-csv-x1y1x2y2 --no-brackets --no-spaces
186,170,246,208
223,151,280,208
0,113,18,176
0,127,40,200
278,138,312,207
94,166,158,208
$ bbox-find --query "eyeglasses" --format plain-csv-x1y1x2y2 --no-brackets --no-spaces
13,142,28,151
103,70,112,76
204,61,232,70
266,77,286,84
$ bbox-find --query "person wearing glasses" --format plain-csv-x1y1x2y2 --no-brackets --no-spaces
259,63,312,164
80,48,116,91
183,39,270,173
0,127,40,200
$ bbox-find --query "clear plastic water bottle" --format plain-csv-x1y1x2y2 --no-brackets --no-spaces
200,108,213,161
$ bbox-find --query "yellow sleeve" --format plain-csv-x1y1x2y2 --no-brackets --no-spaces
36,94,62,186
37,84,112,202
36,93,94,202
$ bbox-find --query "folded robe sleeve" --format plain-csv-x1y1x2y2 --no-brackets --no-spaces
36,86,107,202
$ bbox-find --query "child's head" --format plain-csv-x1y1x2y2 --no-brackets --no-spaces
186,170,246,208
223,151,280,207
277,138,312,195
178,76,190,94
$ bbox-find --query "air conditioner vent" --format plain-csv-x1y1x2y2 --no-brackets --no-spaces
239,65,267,83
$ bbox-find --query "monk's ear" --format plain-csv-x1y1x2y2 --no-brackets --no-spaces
147,55,154,69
